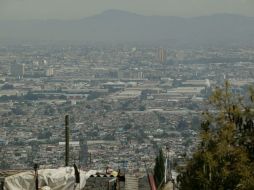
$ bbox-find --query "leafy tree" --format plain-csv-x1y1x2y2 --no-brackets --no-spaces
1,83,14,90
11,107,24,115
154,148,165,189
139,104,146,111
38,130,52,139
177,119,188,130
87,91,101,100
177,81,254,190
0,159,10,170
191,116,201,130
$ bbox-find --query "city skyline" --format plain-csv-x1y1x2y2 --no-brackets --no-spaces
0,0,254,189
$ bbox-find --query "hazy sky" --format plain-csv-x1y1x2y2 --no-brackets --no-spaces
0,0,254,20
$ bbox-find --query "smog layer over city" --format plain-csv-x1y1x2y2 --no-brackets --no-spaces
0,1,254,190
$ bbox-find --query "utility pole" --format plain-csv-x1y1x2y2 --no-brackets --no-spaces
65,115,70,167
34,164,39,190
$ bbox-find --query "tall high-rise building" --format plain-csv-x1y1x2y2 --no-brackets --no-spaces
137,71,143,79
10,62,25,78
158,47,167,64
46,68,54,77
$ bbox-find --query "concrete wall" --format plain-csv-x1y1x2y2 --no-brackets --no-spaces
83,177,116,190
83,175,150,190
138,176,150,190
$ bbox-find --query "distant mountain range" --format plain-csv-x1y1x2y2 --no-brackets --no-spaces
1,10,254,47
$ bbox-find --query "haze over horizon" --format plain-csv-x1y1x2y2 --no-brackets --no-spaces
1,9,254,46
0,0,254,20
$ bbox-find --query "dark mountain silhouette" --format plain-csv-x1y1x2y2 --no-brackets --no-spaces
1,10,254,46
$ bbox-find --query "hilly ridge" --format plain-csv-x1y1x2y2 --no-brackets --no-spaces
1,10,254,46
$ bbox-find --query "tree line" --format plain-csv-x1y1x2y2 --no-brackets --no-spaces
177,81,254,190
153,81,254,190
